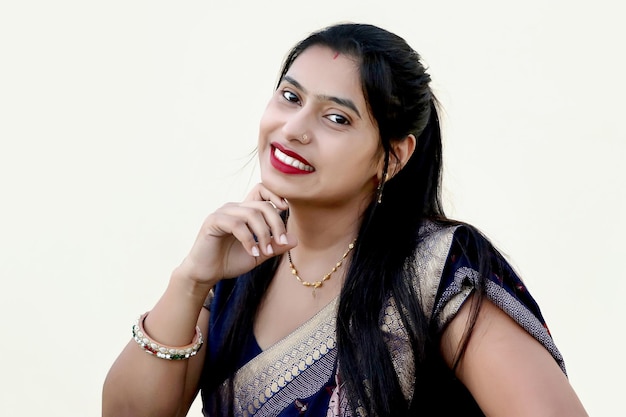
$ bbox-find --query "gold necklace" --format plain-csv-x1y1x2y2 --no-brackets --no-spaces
287,238,357,296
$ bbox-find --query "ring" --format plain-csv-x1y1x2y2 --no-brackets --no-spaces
267,200,278,210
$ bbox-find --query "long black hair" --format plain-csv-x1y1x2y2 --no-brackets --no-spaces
205,23,497,416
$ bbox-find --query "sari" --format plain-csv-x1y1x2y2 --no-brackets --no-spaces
200,222,565,416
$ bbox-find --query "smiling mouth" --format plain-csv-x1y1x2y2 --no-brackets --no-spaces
273,147,315,172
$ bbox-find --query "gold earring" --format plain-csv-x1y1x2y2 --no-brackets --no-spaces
376,173,389,204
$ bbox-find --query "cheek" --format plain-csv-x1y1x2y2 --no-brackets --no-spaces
258,105,282,142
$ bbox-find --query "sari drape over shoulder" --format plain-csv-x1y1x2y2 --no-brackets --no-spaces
200,222,565,416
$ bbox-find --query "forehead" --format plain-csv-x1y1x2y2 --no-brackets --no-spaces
285,45,366,107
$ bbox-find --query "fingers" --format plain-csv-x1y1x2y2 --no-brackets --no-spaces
191,183,295,282
245,183,289,211
211,201,294,259
241,201,293,256
185,184,296,283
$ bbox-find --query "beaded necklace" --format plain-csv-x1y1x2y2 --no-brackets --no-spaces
287,238,357,296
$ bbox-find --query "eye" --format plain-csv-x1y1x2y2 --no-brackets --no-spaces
326,114,350,125
281,90,300,104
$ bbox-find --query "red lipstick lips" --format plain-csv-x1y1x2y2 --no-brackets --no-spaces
270,143,315,175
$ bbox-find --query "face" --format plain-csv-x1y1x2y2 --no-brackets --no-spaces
258,45,382,208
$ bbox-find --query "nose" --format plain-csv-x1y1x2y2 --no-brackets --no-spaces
282,107,313,144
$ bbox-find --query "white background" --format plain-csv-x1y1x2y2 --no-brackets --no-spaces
1,1,623,415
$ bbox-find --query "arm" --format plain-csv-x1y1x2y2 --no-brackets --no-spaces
441,296,588,417
102,274,211,417
102,184,297,417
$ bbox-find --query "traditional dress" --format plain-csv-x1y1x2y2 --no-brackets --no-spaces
200,222,565,416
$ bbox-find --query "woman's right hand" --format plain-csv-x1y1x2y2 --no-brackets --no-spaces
175,183,297,286
104,185,293,417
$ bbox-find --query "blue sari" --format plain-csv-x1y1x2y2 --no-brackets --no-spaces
200,222,565,416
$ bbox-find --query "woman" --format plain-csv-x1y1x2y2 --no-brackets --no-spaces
103,23,588,416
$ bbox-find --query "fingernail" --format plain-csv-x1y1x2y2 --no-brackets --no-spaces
252,246,260,257
279,234,288,245
266,244,274,255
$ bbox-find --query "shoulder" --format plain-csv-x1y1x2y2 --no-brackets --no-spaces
412,220,490,266
409,220,486,321
411,220,566,372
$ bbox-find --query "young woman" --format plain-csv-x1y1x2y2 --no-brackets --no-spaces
103,23,588,416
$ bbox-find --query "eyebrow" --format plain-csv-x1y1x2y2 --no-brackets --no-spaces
282,75,362,119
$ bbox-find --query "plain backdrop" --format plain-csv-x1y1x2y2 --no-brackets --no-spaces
1,1,623,416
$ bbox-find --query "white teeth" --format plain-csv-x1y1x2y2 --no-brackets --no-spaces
274,147,314,171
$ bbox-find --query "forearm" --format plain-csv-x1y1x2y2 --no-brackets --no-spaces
103,184,293,416
102,269,214,417
145,268,214,347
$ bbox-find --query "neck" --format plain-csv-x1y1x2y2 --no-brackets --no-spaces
278,198,370,299
285,200,366,251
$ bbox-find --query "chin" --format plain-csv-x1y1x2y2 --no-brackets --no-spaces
259,170,282,193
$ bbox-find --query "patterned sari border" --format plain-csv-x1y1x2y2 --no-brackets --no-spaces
230,297,339,416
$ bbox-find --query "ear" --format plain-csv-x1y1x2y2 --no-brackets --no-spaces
387,134,416,178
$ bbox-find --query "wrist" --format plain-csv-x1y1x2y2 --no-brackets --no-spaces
169,265,218,302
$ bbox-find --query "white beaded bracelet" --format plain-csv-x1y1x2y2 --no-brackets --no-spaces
132,312,204,360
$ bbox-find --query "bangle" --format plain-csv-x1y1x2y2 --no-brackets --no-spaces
132,312,204,360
